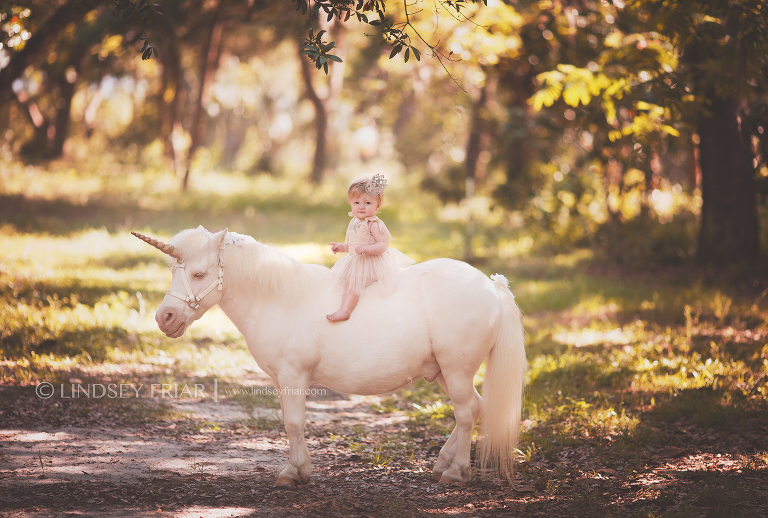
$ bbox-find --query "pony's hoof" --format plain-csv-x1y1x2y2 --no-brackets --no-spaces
438,468,468,485
275,476,299,487
431,457,450,480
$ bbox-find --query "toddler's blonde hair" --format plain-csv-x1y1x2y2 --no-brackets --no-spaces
347,177,384,204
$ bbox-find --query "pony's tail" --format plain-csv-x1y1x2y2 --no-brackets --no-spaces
477,274,527,482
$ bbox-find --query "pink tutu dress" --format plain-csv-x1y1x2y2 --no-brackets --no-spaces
331,214,415,295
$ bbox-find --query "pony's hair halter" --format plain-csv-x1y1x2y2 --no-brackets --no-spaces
365,174,387,197
131,230,223,310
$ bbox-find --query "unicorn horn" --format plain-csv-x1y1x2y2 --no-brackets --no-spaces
131,231,182,259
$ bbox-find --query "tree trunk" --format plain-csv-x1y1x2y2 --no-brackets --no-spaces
392,89,416,139
47,77,76,159
15,92,49,161
463,70,498,261
465,72,497,186
0,3,81,103
697,95,759,262
182,13,225,191
221,112,247,169
47,42,89,159
300,53,328,184
495,70,534,210
298,21,346,184
160,39,183,164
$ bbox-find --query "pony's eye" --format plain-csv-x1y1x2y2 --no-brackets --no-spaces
194,273,205,279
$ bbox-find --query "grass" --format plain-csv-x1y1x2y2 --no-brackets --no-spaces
1,163,767,514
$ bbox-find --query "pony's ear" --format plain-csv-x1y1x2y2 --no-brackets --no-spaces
197,225,207,231
211,228,228,250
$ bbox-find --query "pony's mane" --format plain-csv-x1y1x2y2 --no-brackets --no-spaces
171,228,326,304
223,238,325,303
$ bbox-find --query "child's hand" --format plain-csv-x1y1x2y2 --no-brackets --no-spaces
354,245,366,255
328,242,347,254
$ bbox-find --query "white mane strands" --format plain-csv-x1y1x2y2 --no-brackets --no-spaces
220,239,323,305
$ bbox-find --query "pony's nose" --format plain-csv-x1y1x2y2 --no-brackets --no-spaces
156,307,179,329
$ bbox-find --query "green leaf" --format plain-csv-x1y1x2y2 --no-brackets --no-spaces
413,48,421,61
529,82,563,111
389,45,402,59
562,81,591,107
661,125,680,136
404,48,410,63
327,54,343,62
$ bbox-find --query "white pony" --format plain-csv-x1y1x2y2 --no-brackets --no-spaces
132,226,526,485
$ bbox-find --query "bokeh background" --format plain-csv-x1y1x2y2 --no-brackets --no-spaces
2,0,766,265
1,1,768,515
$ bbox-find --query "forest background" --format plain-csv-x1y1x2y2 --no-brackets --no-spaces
1,0,768,517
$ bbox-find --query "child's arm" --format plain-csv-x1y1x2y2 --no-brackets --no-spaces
354,223,389,256
328,242,349,254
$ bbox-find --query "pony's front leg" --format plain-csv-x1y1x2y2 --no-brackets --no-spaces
274,376,311,486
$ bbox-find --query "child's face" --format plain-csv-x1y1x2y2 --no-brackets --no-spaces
349,193,381,220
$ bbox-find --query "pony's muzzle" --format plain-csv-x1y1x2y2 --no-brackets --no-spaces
156,306,182,334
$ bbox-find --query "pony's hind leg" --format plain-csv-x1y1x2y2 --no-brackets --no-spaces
274,373,312,486
431,427,457,481
431,374,460,480
433,372,483,484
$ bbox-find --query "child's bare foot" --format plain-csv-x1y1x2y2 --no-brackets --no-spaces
326,310,352,321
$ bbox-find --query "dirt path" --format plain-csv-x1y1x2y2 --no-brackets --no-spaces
3,381,767,518
2,351,767,517
0,381,521,518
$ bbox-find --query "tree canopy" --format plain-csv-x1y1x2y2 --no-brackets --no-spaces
1,0,767,263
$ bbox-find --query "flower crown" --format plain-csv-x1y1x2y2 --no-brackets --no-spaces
365,174,388,197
